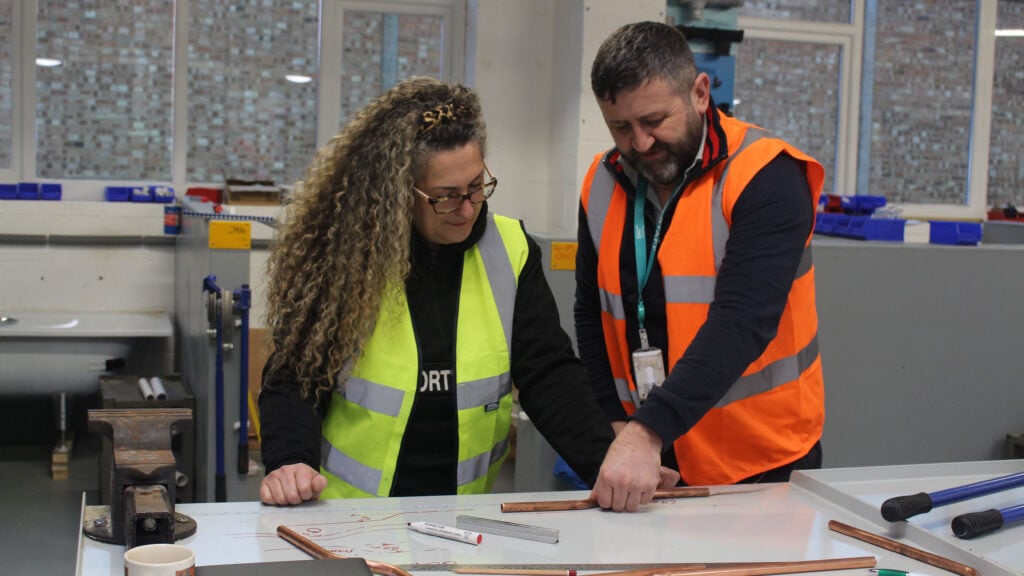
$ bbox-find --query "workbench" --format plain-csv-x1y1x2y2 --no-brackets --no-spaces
76,460,1024,576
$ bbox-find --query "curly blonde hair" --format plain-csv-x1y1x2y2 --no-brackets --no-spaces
264,76,487,401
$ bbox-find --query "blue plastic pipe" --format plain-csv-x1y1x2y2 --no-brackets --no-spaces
952,502,1024,539
881,471,1024,522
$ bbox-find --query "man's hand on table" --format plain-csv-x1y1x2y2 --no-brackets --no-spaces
590,420,679,512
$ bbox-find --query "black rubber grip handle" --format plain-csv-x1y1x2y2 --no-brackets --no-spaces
237,443,249,475
881,492,933,521
952,509,1004,539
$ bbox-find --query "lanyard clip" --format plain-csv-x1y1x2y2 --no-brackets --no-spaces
639,328,650,351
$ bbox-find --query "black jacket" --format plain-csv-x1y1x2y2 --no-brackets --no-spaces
260,203,615,495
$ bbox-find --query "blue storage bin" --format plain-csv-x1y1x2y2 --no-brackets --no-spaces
849,195,887,215
930,221,982,246
833,214,853,236
17,182,40,200
841,217,905,242
0,184,17,200
815,213,839,235
40,183,62,201
150,185,175,203
105,186,131,201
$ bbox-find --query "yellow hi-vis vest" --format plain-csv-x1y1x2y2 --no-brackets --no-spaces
581,114,825,485
319,212,528,498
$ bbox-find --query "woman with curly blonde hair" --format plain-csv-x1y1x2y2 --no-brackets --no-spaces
259,76,675,506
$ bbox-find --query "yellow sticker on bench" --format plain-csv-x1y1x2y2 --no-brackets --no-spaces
209,220,252,250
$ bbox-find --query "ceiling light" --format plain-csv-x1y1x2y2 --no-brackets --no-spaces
285,74,313,84
36,58,62,67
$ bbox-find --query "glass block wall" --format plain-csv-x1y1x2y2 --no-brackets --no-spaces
35,0,175,180
988,0,1024,210
338,11,443,129
0,0,11,170
734,39,841,195
741,0,852,23
186,0,319,186
866,0,977,205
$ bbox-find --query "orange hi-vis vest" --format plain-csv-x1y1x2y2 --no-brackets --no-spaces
581,114,825,486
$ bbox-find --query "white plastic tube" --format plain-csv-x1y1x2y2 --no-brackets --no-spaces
137,378,155,401
149,376,168,400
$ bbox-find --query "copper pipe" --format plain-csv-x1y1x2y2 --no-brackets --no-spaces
277,524,415,576
828,520,980,576
658,556,876,576
452,566,706,576
453,557,874,576
456,565,585,569
501,487,711,513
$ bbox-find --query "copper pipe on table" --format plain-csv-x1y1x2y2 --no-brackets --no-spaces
452,566,707,576
277,524,414,576
501,487,711,513
454,557,875,576
828,520,980,576
454,565,589,569
643,556,875,576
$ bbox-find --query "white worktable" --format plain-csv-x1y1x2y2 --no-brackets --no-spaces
77,460,1024,576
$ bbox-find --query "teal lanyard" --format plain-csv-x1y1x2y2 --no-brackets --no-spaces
632,178,684,350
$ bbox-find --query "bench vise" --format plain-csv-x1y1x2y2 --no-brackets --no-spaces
82,408,197,549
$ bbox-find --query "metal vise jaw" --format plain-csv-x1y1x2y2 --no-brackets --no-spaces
83,408,196,548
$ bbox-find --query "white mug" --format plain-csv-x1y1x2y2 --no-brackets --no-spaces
123,543,195,576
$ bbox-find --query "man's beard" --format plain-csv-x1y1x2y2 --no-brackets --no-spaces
625,113,704,186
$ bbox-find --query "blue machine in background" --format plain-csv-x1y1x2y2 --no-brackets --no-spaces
667,0,745,115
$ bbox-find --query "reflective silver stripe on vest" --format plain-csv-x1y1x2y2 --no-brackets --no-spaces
599,288,626,320
588,157,628,321
585,160,617,252
339,376,405,417
710,128,767,270
322,437,382,495
714,335,819,408
614,377,640,406
795,245,813,279
478,212,516,348
457,436,509,487
711,130,815,280
457,373,512,410
662,275,717,304
665,127,816,306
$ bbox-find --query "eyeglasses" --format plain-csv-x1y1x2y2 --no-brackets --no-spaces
413,165,497,215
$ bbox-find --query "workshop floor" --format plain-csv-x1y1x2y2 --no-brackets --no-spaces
0,433,101,575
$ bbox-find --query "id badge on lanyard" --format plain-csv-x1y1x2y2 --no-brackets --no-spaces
632,179,669,403
632,329,666,402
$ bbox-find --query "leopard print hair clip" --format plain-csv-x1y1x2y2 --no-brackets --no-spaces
418,103,464,134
